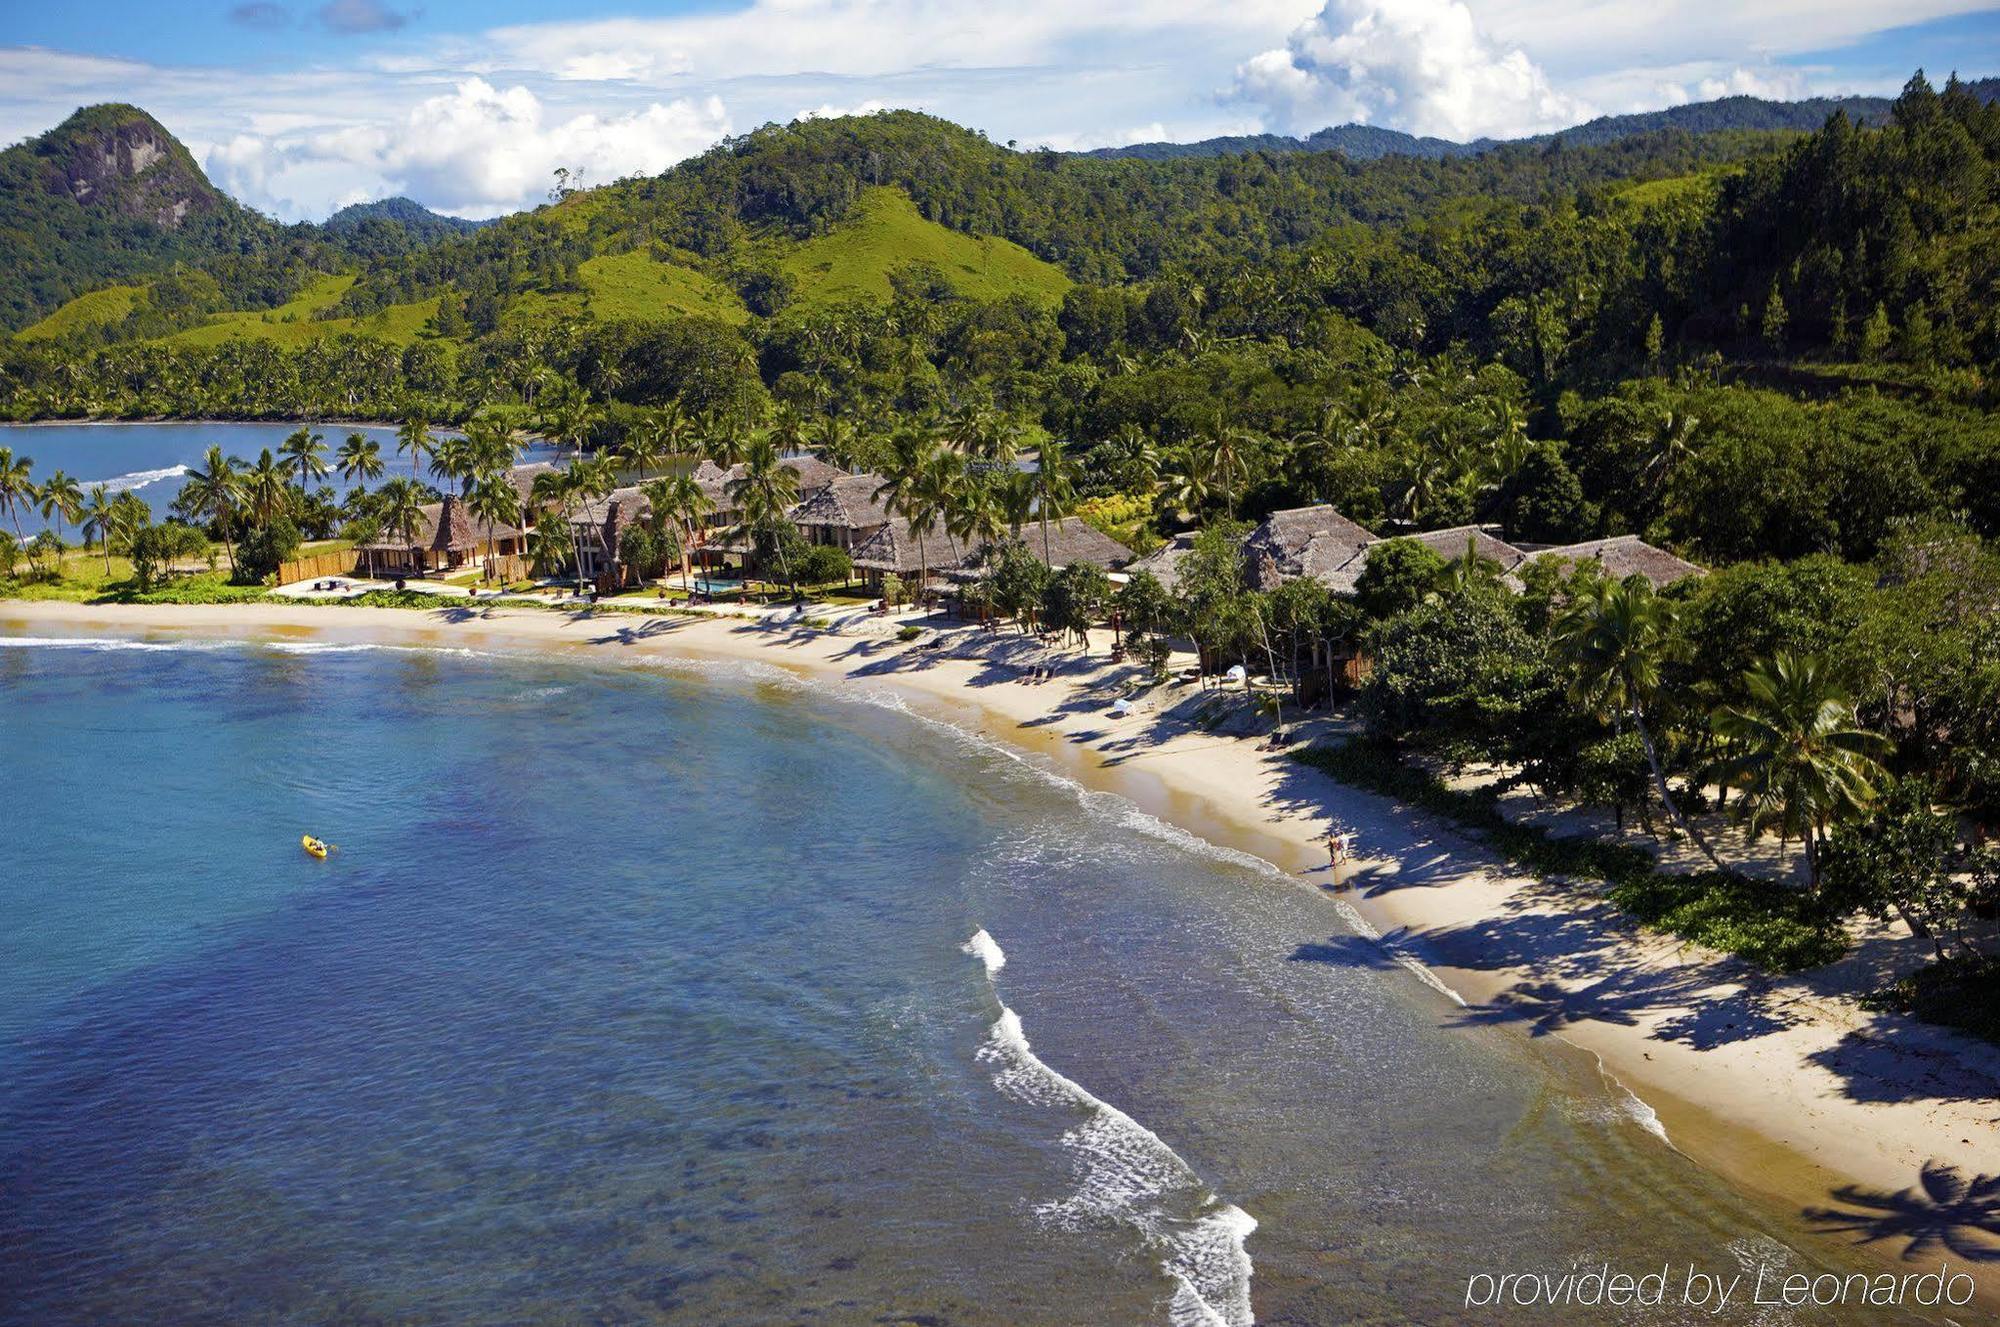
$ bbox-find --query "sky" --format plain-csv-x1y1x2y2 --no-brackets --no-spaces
2,0,1997,223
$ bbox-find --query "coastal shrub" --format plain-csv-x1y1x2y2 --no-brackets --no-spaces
1291,740,1848,972
1866,954,2000,1045
94,577,270,606
897,624,923,642
233,515,302,585
793,542,851,588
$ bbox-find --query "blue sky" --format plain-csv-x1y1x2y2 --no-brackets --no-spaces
3,0,1997,222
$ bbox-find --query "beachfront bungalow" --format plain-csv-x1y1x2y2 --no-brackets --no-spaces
1520,534,1704,589
1124,531,1196,591
692,455,846,531
850,516,1131,594
358,494,526,578
569,486,650,585
1243,505,1378,592
791,473,892,550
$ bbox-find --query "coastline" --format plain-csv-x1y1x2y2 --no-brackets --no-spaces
6,597,1997,1289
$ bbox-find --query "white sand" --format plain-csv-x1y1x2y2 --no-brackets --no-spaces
6,597,1997,1269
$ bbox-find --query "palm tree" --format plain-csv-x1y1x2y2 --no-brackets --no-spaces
428,434,478,498
181,446,245,574
567,455,618,593
244,450,291,531
36,469,83,553
280,428,330,494
1158,444,1212,522
948,473,1007,561
467,475,522,582
767,402,809,457
1709,654,1891,893
1195,417,1254,516
1638,409,1700,499
79,484,117,575
396,415,435,482
619,410,674,483
337,432,384,489
997,468,1037,538
727,438,803,591
376,477,426,555
0,447,33,551
537,384,599,462
641,473,714,594
531,469,580,583
463,417,522,480
1031,437,1079,565
1556,574,1729,872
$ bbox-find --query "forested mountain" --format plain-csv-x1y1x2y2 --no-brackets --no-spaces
1091,82,2000,161
0,104,279,330
320,196,492,259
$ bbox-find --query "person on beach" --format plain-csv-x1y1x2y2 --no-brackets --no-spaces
1327,829,1354,881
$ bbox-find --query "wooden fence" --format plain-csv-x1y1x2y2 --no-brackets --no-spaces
276,548,361,584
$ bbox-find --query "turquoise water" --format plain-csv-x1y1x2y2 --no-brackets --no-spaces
0,634,1971,1325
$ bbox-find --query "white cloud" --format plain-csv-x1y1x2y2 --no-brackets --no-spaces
795,99,893,121
206,79,732,219
1231,0,1589,140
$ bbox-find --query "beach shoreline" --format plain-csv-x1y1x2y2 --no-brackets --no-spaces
6,597,1997,1296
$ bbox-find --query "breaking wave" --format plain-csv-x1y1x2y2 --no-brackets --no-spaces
962,929,1256,1327
94,464,188,493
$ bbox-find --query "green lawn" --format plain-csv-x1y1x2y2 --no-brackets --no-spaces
773,187,1072,307
161,275,444,349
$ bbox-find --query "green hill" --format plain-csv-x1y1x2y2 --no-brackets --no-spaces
17,283,146,340
772,187,1070,306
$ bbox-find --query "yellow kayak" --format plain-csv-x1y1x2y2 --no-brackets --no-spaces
301,834,329,859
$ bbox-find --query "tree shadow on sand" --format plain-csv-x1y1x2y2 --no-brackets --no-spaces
1805,1161,2000,1262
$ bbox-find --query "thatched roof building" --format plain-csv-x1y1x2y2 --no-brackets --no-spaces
1124,532,1197,591
1243,505,1376,591
792,473,892,547
851,517,1130,580
1526,534,1704,588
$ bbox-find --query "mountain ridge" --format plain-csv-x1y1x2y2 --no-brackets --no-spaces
1086,82,2000,161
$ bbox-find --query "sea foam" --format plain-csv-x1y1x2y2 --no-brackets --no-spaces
94,463,189,494
965,930,1257,1327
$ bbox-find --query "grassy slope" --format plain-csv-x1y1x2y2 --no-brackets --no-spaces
161,274,444,349
16,284,146,340
774,187,1071,307
504,249,750,329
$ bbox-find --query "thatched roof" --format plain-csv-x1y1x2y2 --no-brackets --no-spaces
792,473,891,531
506,461,559,508
850,515,964,576
1124,532,1196,592
361,497,494,553
1244,505,1375,591
1404,526,1528,570
996,519,1131,571
695,455,846,510
1529,534,1704,588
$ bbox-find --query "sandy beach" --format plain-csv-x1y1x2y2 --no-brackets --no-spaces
6,596,1997,1285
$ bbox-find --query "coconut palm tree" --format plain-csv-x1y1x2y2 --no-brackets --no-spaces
396,414,435,482
997,468,1037,538
641,473,714,594
337,432,384,490
1158,444,1211,522
376,477,426,557
949,471,1008,561
727,438,803,591
467,474,522,582
244,450,294,532
619,410,674,483
1556,574,1729,872
79,484,117,575
1709,653,1891,893
567,455,618,593
181,446,245,575
36,469,83,552
537,383,599,462
428,434,478,498
0,447,33,551
1030,437,1078,565
280,428,330,494
1194,417,1254,517
463,417,522,480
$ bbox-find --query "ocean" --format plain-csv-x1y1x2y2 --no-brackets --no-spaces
0,633,1966,1325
